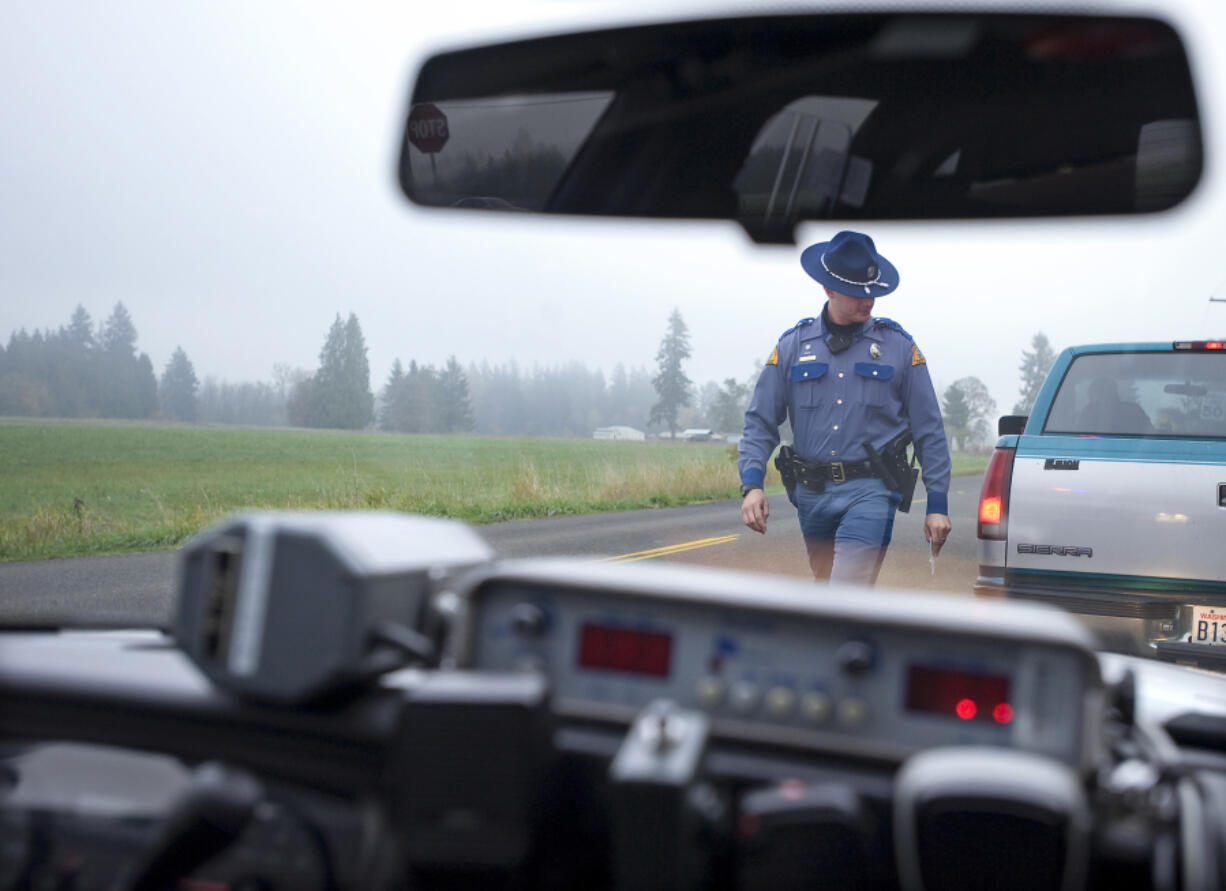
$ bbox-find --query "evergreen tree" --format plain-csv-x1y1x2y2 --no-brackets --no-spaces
438,355,475,433
649,307,693,437
160,346,200,421
98,302,151,418
379,359,442,433
1014,332,1057,415
342,313,374,428
61,305,99,415
310,313,374,429
66,305,95,350
311,315,347,428
100,302,138,358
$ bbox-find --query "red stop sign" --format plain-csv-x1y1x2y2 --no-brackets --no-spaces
408,103,449,154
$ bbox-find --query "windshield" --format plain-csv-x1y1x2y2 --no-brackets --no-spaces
2,0,1226,682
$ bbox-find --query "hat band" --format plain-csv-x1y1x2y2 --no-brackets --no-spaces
821,252,890,295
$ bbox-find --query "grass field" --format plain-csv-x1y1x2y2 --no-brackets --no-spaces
0,419,989,562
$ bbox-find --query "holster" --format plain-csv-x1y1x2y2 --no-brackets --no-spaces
773,445,807,506
865,432,919,513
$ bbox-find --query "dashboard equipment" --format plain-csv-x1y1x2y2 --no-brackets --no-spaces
3,511,1223,890
174,512,492,703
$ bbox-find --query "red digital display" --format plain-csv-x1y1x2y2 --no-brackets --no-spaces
905,664,1013,724
577,623,672,678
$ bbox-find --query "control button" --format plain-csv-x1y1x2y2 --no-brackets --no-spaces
800,691,832,724
765,686,796,716
837,639,876,675
838,697,870,728
696,676,725,708
730,681,760,713
510,603,549,637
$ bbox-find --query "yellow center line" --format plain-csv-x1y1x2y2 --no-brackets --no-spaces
598,534,741,563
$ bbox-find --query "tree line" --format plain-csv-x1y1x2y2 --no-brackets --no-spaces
0,304,691,436
2,304,1057,446
0,304,158,420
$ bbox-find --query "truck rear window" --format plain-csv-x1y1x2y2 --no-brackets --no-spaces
1044,352,1226,438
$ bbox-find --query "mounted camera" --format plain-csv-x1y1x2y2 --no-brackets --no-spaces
175,511,493,704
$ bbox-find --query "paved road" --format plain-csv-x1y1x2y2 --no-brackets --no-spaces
0,482,981,629
482,485,980,588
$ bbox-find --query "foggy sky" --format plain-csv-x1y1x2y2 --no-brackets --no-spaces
4,0,1226,417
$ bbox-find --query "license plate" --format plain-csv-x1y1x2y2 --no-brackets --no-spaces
1191,606,1226,646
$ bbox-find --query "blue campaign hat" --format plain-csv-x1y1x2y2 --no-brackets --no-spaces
800,230,899,297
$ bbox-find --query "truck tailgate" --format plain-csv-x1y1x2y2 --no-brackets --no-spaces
1008,435,1226,585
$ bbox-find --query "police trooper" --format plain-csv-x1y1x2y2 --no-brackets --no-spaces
737,230,952,584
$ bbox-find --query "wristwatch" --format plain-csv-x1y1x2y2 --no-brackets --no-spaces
740,483,762,498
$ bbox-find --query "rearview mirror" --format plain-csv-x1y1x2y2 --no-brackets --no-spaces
400,12,1202,244
1164,382,1209,397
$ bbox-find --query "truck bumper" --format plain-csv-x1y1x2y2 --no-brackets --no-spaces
973,573,1186,658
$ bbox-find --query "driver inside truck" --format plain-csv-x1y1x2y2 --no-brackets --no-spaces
1077,377,1153,434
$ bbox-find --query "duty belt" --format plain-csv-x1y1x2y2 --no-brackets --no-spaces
773,431,918,512
794,456,875,486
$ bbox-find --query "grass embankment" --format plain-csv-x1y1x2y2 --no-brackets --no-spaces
0,418,988,562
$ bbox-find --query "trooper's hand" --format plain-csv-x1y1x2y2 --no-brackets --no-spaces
741,488,769,534
924,513,952,556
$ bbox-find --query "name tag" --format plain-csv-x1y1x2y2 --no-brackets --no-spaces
798,354,817,363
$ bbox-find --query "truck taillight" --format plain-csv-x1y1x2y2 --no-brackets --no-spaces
978,447,1015,540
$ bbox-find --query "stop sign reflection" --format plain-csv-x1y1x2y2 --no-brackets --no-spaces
408,103,449,154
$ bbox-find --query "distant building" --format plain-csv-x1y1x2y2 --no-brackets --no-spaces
593,425,646,441
680,428,715,441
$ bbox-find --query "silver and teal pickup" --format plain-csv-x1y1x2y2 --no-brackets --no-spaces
975,341,1226,670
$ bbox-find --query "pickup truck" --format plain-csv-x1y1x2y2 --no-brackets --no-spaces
976,340,1226,669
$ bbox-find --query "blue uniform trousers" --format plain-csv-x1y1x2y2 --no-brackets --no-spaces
794,478,900,585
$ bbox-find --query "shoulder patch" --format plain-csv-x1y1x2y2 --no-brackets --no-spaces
872,317,913,340
779,316,815,340
911,343,926,366
766,346,778,366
